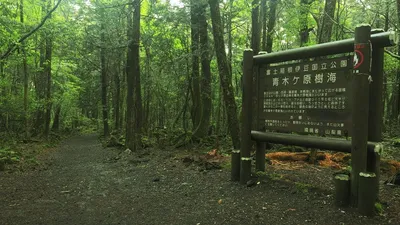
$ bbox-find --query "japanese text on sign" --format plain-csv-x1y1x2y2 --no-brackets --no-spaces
259,56,352,136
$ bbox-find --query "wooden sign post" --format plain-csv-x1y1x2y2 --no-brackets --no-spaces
234,28,396,216
240,49,254,184
350,24,371,207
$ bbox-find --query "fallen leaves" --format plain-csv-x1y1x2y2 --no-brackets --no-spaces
266,152,346,169
181,149,229,171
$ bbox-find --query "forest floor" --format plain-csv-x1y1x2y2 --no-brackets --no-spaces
0,133,399,225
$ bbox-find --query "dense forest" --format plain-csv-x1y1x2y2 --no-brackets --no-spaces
2,0,400,223
1,0,400,150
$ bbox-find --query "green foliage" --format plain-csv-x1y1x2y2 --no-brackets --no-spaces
141,135,155,148
255,171,268,177
375,202,384,215
268,172,284,181
1,0,400,147
0,147,21,164
220,160,231,170
295,181,313,193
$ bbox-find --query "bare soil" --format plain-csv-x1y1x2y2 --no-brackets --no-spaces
0,134,399,225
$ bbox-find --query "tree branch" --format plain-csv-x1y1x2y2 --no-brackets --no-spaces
1,0,63,60
385,49,400,60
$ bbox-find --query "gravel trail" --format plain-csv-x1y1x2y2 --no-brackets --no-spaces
0,134,396,225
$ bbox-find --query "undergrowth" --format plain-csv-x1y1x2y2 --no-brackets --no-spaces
0,130,70,172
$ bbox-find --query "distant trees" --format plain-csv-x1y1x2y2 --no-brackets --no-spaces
2,0,400,146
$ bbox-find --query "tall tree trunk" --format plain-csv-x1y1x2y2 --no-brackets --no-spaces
227,0,234,70
193,2,212,139
43,0,53,138
209,0,240,149
0,61,5,131
120,62,126,133
215,85,222,147
126,6,134,149
265,0,278,53
20,0,29,139
383,0,389,129
144,46,151,133
126,0,142,150
34,2,48,135
251,0,261,55
318,0,337,43
384,0,389,31
184,50,191,131
392,0,400,122
190,0,201,130
133,0,142,146
260,0,267,51
100,19,109,137
113,63,120,131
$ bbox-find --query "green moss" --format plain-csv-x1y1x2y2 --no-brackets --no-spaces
295,182,312,193
255,171,267,177
220,161,231,170
268,172,283,181
375,202,384,215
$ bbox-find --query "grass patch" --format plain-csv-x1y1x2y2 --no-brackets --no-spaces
220,160,231,170
268,172,284,181
295,182,313,193
375,202,384,215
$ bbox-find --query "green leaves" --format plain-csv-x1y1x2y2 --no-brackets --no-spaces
0,148,21,164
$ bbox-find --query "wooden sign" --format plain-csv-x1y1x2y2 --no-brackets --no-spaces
258,56,353,136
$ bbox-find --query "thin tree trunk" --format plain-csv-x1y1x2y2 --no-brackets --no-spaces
251,0,261,55
383,0,389,129
174,83,191,128
20,0,29,139
392,0,400,121
209,0,241,149
144,46,151,133
126,5,135,149
266,0,278,53
215,84,222,148
43,0,53,138
120,62,125,133
335,0,340,40
100,19,109,137
113,63,120,131
227,0,234,69
0,62,3,130
260,0,267,51
183,48,191,132
133,0,142,147
52,104,61,131
34,1,47,135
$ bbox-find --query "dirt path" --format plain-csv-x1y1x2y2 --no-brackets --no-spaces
0,134,396,225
